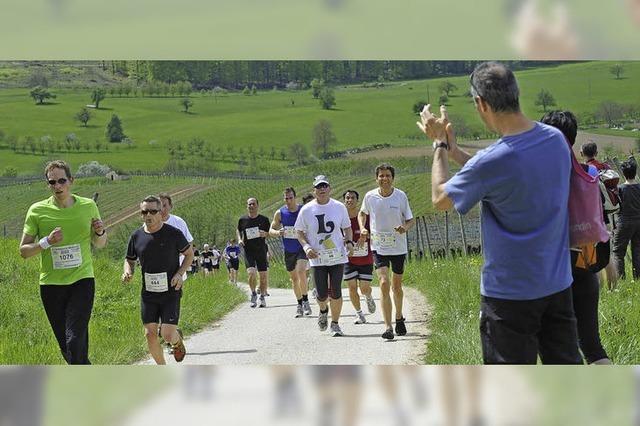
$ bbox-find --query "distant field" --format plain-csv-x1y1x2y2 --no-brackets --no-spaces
0,61,638,175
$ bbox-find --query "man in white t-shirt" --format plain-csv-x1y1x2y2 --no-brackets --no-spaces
295,175,354,337
358,164,415,340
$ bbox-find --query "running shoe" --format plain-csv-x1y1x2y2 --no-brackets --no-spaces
318,311,329,331
295,304,304,318
311,288,318,300
395,317,407,336
259,295,267,308
172,338,186,362
354,311,366,324
330,322,344,337
382,328,395,340
168,328,183,354
302,300,312,316
366,295,376,314
250,293,258,308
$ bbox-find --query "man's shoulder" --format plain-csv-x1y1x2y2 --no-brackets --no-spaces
28,197,54,212
168,214,187,226
363,189,378,199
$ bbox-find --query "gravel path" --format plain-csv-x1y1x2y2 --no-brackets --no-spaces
137,283,430,365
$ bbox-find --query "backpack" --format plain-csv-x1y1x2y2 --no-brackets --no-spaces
598,167,621,214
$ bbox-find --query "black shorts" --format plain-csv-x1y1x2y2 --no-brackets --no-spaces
203,262,213,271
480,286,582,365
228,258,240,271
343,263,374,282
245,248,269,272
141,293,181,325
313,264,345,301
372,252,406,275
284,250,308,272
212,263,220,270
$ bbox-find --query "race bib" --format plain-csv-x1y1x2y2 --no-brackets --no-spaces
51,244,82,270
352,244,369,257
245,226,260,240
230,252,237,259
283,226,297,239
318,248,344,265
204,258,211,264
144,272,169,293
373,232,397,249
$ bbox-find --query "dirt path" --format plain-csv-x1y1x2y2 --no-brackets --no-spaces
137,284,429,365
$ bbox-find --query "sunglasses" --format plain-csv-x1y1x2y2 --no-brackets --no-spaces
47,178,68,185
140,209,160,215
314,183,329,189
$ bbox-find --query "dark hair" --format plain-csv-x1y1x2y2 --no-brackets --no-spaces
247,197,259,205
44,160,72,179
158,192,172,206
621,160,637,180
302,193,314,204
342,189,359,200
375,163,395,178
470,62,520,113
141,195,162,209
580,142,598,158
540,110,578,146
284,187,296,197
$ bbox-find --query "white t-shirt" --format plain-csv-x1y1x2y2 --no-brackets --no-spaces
165,214,194,280
294,198,351,267
211,249,221,265
360,188,413,255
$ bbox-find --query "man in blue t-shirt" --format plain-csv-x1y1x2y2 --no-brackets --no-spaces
418,61,581,364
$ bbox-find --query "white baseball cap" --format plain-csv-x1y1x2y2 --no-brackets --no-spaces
313,175,330,187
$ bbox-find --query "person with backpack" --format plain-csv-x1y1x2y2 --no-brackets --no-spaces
613,159,640,280
580,141,620,290
541,110,611,365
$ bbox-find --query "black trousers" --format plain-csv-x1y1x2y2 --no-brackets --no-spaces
612,219,640,279
40,278,95,365
313,264,344,301
480,286,582,365
572,268,609,364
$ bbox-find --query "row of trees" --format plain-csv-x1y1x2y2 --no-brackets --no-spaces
103,60,557,89
4,133,132,155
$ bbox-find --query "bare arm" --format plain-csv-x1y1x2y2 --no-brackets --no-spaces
122,258,136,282
297,230,318,259
91,218,107,249
432,144,454,211
269,210,284,237
19,227,63,259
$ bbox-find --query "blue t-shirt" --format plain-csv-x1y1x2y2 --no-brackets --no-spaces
224,245,241,261
445,122,572,300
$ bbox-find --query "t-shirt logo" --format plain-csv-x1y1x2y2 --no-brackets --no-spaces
315,214,335,234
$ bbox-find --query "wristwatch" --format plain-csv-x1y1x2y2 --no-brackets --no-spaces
433,141,449,151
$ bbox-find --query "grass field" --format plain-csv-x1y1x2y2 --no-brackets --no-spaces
0,61,638,176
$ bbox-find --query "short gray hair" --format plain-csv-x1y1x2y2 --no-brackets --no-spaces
470,62,520,113
141,195,161,209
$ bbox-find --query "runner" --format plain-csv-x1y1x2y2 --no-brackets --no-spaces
211,245,222,274
295,175,353,336
269,187,311,318
159,193,194,280
237,197,271,308
122,195,194,364
188,245,200,275
224,239,241,285
201,244,214,276
302,193,317,300
343,190,376,324
359,163,415,340
19,160,107,364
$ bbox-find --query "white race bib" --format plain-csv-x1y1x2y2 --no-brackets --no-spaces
230,252,237,259
51,244,82,270
245,226,260,240
373,232,397,249
144,272,169,293
352,244,369,257
318,248,344,265
283,226,297,239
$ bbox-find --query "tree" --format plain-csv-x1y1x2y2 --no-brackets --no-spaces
312,119,337,158
212,86,225,103
105,114,125,142
75,107,92,127
318,86,336,110
251,84,257,95
243,85,251,95
595,101,625,127
438,94,449,106
534,88,556,112
310,78,325,99
30,86,55,104
2,166,17,178
76,161,111,177
92,88,106,108
412,100,429,114
438,81,457,97
289,142,309,165
610,64,624,80
180,97,193,113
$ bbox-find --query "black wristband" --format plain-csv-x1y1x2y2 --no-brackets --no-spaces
95,230,106,236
